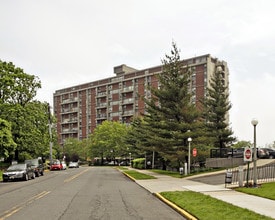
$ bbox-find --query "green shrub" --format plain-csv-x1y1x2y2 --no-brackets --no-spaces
132,158,145,169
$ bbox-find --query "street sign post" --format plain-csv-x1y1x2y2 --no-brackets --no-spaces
192,148,197,157
244,147,252,162
244,147,252,187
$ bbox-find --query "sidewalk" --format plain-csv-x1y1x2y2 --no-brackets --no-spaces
132,169,275,219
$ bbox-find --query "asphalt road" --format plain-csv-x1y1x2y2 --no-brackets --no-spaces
0,167,185,220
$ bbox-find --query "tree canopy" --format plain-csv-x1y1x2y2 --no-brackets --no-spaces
0,60,53,162
89,121,129,164
0,118,16,159
0,60,41,106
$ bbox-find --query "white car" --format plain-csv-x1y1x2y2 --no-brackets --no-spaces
68,162,79,168
61,161,67,170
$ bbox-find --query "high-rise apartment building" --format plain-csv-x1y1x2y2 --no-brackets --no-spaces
53,54,229,145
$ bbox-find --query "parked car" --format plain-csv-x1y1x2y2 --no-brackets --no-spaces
50,160,63,171
25,158,44,177
68,161,79,168
119,161,129,166
265,148,275,159
228,147,275,159
2,163,35,182
61,161,67,170
227,148,245,158
257,148,273,159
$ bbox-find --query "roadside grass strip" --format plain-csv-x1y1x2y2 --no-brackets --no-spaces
151,169,183,178
123,170,156,180
160,191,273,220
235,182,275,200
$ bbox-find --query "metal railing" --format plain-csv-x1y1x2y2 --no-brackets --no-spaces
227,163,275,186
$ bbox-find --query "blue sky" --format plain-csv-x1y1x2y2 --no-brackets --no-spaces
1,0,275,146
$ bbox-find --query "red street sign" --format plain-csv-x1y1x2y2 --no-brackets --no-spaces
244,147,252,161
192,148,197,157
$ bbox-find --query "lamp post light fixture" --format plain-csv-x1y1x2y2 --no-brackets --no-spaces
251,118,258,187
187,137,192,174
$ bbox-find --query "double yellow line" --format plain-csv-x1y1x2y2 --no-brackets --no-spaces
0,191,50,220
64,168,89,183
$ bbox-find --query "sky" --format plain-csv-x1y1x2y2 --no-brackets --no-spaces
1,0,275,147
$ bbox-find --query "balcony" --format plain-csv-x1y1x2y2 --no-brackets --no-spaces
122,110,134,116
121,86,134,93
96,114,107,119
61,118,78,124
62,97,78,104
96,103,107,109
61,107,79,114
96,91,107,97
61,128,78,134
122,98,134,105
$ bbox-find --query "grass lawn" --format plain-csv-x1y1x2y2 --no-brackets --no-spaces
160,191,273,220
151,169,183,178
235,182,275,200
117,166,129,171
123,170,156,180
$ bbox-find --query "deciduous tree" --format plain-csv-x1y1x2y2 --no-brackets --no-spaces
89,121,128,164
0,60,51,161
0,118,16,159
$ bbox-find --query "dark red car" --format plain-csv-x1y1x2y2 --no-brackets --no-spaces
50,160,63,171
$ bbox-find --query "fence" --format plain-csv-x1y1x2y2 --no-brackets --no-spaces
226,163,275,187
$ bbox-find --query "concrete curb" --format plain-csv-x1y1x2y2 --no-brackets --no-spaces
121,171,136,182
154,193,198,220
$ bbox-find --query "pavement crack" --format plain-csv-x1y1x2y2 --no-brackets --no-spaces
119,189,142,220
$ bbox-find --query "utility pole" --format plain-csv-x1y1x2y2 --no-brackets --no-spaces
48,103,53,163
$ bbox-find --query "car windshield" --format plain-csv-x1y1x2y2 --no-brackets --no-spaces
53,161,60,165
7,164,25,171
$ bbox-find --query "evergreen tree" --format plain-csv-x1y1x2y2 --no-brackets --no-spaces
202,65,236,148
141,42,200,166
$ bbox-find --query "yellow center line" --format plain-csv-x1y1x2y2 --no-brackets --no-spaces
0,191,51,220
64,168,90,183
1,207,23,219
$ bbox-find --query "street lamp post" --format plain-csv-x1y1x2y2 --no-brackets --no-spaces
251,118,258,187
187,137,192,174
129,153,131,167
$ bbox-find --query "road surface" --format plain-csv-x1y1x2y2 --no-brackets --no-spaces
0,166,185,220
